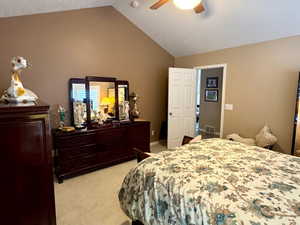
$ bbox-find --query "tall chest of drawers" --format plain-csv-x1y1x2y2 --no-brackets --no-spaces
0,102,56,225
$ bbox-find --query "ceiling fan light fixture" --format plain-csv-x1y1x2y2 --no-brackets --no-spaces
173,0,202,10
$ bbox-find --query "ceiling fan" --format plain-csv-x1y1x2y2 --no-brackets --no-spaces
150,0,205,14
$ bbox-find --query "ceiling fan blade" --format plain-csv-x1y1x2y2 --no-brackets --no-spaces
194,3,205,13
150,0,170,10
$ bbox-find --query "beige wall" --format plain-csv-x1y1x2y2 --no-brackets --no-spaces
0,6,174,142
199,68,223,133
176,36,300,154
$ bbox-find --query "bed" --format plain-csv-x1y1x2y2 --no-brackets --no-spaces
119,138,300,225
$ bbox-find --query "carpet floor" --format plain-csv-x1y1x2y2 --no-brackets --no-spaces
54,143,167,225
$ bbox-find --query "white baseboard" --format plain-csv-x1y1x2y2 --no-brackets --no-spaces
150,141,160,146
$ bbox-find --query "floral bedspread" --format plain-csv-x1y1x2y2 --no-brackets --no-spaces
119,139,300,225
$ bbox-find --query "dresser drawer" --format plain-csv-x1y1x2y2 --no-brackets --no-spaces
60,153,99,173
97,128,127,144
58,144,98,160
55,132,96,148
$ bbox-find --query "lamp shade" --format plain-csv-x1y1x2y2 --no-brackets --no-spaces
173,0,202,10
101,97,115,105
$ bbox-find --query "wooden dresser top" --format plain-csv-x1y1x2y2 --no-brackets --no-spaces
0,100,49,114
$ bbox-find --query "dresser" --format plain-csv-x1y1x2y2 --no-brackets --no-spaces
0,102,56,225
53,121,150,183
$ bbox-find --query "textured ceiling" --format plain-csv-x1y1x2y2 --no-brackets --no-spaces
1,0,300,57
0,0,115,18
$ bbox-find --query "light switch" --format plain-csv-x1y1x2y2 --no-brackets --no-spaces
225,104,233,111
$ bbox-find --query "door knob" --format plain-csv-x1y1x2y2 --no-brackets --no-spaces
169,112,173,116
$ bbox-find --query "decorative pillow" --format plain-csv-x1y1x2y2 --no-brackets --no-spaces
226,133,256,146
255,125,277,148
190,135,202,143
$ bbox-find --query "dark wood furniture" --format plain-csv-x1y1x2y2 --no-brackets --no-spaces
0,101,56,225
132,135,193,163
132,147,151,163
53,121,150,183
182,135,194,145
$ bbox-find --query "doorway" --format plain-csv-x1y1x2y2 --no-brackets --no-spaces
195,64,226,139
167,65,226,149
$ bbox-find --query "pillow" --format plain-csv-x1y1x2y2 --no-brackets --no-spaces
226,133,256,146
255,125,277,148
190,135,202,143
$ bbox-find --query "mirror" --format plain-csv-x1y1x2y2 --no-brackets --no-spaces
117,80,130,121
86,77,117,126
69,78,87,129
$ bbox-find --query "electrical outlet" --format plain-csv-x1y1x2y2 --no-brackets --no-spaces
151,130,156,136
225,104,233,111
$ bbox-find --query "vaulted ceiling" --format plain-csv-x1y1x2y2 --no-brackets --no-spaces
0,0,115,18
1,0,300,57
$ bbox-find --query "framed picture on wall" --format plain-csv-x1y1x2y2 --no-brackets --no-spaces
206,77,218,88
205,89,218,102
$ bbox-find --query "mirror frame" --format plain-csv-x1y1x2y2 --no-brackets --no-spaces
85,76,118,126
116,80,129,101
69,78,86,127
291,73,300,155
116,80,130,121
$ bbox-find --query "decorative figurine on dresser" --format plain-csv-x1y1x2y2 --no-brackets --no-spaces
1,56,38,103
53,77,150,183
129,92,140,120
0,101,57,225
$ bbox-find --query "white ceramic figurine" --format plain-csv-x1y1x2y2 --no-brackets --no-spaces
1,56,38,103
73,101,86,128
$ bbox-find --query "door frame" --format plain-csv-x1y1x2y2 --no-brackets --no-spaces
194,64,227,138
291,73,300,155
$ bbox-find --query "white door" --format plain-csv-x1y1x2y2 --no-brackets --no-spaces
168,67,197,149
